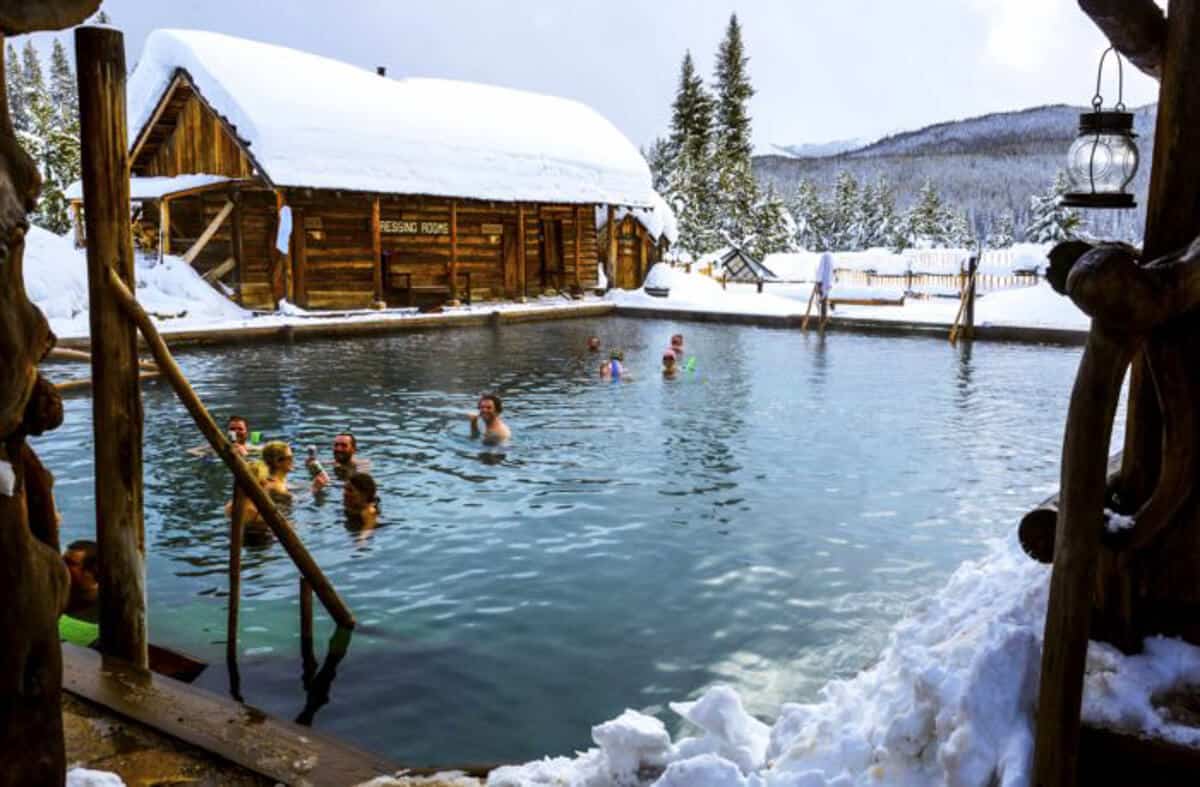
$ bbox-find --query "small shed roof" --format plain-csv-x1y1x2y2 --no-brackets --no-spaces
719,247,777,282
126,29,655,207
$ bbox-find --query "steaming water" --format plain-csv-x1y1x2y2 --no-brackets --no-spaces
37,317,1097,766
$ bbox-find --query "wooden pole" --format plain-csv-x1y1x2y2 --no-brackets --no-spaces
291,205,307,308
801,282,818,332
574,204,583,291
371,197,382,302
159,198,171,257
230,189,244,304
104,268,357,630
606,205,617,290
71,202,84,247
227,482,245,667
517,204,527,298
449,199,459,300
964,254,978,341
77,25,148,669
300,579,317,683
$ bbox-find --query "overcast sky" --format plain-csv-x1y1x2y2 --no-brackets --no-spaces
23,0,1161,150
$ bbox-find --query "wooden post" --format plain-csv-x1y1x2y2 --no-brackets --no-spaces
371,197,382,302
77,24,148,669
227,482,245,667
964,254,979,340
291,205,307,307
518,204,527,298
300,578,316,683
230,189,244,304
449,199,459,300
104,269,357,630
639,233,648,288
574,204,583,290
606,205,617,290
71,202,84,247
159,198,171,258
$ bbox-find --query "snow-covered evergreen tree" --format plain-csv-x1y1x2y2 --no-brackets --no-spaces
828,171,861,251
989,210,1015,248
5,42,28,134
860,178,899,249
790,179,830,251
711,14,759,246
902,180,952,248
666,50,718,257
18,41,78,235
644,136,671,196
1025,171,1083,243
745,183,793,259
49,40,77,127
946,210,974,248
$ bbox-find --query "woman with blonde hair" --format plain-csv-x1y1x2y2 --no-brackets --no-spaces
261,441,296,501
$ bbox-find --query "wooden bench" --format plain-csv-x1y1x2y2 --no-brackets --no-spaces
387,271,475,307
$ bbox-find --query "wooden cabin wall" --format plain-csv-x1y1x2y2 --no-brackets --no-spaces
284,192,376,309
135,93,254,178
599,216,652,290
236,192,280,309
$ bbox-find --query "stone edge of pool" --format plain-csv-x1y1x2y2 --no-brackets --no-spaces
54,299,1085,352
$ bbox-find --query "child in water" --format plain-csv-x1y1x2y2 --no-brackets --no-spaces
600,350,625,379
662,350,678,378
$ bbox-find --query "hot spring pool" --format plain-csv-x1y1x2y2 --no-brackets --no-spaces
37,317,1095,766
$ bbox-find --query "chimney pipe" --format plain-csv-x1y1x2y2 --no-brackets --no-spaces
377,66,386,77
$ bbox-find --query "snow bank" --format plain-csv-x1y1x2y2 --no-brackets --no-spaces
127,30,653,207
763,246,1052,282
66,769,125,787
610,264,801,316
491,535,1200,787
596,191,679,245
21,225,248,339
64,173,234,202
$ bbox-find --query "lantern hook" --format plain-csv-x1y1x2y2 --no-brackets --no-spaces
1093,47,1126,112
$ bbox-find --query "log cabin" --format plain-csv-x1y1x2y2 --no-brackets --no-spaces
67,29,674,310
594,192,677,290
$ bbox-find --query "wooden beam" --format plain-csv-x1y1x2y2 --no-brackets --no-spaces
71,202,84,247
159,199,170,257
574,204,583,290
181,199,234,265
449,198,458,300
291,205,307,307
607,205,617,290
202,256,237,284
230,190,244,302
104,267,356,630
518,203,527,297
1079,0,1167,80
76,24,147,669
127,71,185,168
371,197,382,301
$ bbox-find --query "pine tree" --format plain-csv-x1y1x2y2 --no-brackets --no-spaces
903,180,952,248
49,40,77,127
711,14,758,245
18,41,75,235
95,9,111,24
989,211,1015,248
666,50,718,257
946,210,974,248
5,42,28,134
829,171,861,251
860,178,899,250
790,179,830,251
1025,171,1083,243
745,183,793,259
644,137,672,196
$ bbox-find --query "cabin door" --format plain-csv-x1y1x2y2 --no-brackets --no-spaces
502,223,520,298
539,219,563,292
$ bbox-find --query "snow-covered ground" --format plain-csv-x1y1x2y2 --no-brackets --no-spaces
611,262,1090,334
487,533,1200,787
20,227,608,342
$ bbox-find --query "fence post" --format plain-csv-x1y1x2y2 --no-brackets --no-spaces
77,25,147,668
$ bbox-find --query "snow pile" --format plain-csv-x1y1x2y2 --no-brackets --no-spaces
490,535,1200,787
64,173,233,202
610,263,801,316
596,191,679,245
66,769,125,787
21,226,248,339
127,30,653,207
763,246,1051,283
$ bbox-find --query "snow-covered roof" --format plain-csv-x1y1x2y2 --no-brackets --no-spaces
127,30,654,206
594,190,678,244
65,173,235,202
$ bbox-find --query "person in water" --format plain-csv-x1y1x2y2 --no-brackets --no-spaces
670,334,684,358
662,350,678,378
587,336,601,352
190,414,257,457
261,441,296,501
59,540,101,647
225,459,270,526
600,350,625,379
469,393,511,444
311,432,368,492
343,472,380,530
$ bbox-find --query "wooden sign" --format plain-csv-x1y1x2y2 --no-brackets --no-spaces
481,223,503,235
381,219,449,235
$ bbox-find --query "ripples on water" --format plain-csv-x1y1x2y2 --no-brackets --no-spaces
35,318,1120,765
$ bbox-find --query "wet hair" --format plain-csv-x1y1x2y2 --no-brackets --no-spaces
347,472,380,513
670,334,683,346
67,540,99,574
479,393,503,414
261,441,292,471
228,415,248,429
335,432,357,449
662,350,676,361
245,460,270,485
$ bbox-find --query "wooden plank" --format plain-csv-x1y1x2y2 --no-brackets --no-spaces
159,199,170,257
230,190,244,303
371,197,382,301
449,198,458,300
518,204,527,297
574,204,583,289
128,72,185,168
202,257,236,283
181,199,234,265
607,205,617,290
77,25,148,669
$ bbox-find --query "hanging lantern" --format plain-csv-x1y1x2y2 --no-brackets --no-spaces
1061,48,1139,209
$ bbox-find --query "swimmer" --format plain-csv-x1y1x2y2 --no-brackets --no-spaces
261,441,296,501
190,415,256,457
62,540,99,621
670,334,684,358
587,336,601,352
344,472,381,530
600,350,625,380
662,350,678,378
225,459,269,527
469,393,511,445
311,432,369,493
